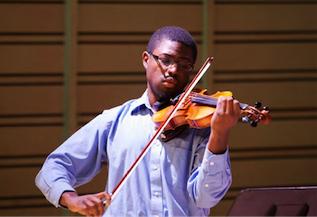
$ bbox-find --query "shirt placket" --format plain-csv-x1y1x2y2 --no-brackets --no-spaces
149,139,163,217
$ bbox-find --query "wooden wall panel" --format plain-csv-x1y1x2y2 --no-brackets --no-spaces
0,86,63,114
0,3,63,32
78,3,202,32
0,0,316,216
78,44,146,72
230,120,317,148
0,127,62,156
1,168,47,197
0,1,66,215
215,4,317,31
78,84,146,115
231,158,317,187
0,207,62,216
214,43,316,70
0,167,63,215
0,45,63,73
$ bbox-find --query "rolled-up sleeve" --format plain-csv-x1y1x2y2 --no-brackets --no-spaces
35,171,75,207
35,113,111,207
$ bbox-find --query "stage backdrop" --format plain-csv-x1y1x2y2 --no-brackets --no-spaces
0,0,316,215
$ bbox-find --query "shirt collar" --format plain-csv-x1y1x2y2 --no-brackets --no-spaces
130,90,154,115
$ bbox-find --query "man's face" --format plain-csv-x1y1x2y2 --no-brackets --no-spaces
143,38,195,103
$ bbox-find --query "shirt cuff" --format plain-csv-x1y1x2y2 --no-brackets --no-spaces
48,181,76,207
201,148,229,175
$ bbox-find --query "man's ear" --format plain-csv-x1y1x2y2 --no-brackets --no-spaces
142,51,150,69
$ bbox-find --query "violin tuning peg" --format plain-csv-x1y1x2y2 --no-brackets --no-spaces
263,106,270,111
250,120,258,127
254,101,262,109
242,116,250,124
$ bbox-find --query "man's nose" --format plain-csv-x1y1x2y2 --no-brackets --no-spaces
166,63,179,75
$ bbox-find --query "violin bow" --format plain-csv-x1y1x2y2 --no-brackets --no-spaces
107,57,214,203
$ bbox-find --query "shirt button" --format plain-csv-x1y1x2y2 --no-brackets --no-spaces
154,192,159,197
204,184,209,188
153,166,159,171
209,161,215,166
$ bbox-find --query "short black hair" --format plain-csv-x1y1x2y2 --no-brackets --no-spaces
147,26,197,63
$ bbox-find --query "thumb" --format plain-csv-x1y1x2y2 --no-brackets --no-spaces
95,192,111,199
95,192,111,207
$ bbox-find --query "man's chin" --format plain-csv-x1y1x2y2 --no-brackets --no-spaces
158,88,182,102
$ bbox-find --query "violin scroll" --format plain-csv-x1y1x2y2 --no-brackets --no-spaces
241,102,271,127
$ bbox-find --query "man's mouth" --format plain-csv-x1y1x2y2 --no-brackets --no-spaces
163,76,177,85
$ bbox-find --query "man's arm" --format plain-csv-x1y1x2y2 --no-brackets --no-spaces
187,96,240,208
35,113,110,209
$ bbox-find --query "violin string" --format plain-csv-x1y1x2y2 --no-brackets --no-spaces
189,93,218,106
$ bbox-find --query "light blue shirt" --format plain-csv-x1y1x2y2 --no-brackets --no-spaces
35,91,232,216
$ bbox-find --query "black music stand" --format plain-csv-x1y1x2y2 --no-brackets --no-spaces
228,186,317,216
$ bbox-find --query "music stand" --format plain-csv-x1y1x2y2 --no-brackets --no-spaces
228,186,317,216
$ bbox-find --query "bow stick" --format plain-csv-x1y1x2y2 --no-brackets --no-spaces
106,57,214,205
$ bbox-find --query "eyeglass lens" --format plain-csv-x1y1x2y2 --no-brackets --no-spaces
151,53,193,72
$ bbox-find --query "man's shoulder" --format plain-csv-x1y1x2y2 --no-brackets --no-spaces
99,98,139,120
83,99,137,130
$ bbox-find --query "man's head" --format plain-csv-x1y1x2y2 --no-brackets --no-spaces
143,26,198,105
146,26,197,63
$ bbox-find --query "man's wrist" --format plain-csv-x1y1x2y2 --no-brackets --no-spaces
208,129,230,154
59,191,77,208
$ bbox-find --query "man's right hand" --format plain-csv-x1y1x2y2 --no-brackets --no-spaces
60,191,111,216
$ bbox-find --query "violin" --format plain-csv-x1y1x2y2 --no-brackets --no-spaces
152,89,271,131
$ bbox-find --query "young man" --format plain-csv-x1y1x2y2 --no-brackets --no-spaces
36,26,241,216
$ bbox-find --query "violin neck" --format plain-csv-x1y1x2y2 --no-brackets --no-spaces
191,94,249,110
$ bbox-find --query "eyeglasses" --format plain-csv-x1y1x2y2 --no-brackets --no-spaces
149,52,194,72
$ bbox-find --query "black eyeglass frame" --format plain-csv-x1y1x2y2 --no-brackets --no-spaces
147,51,194,73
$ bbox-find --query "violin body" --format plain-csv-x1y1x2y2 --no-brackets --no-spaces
153,105,188,130
186,104,215,129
